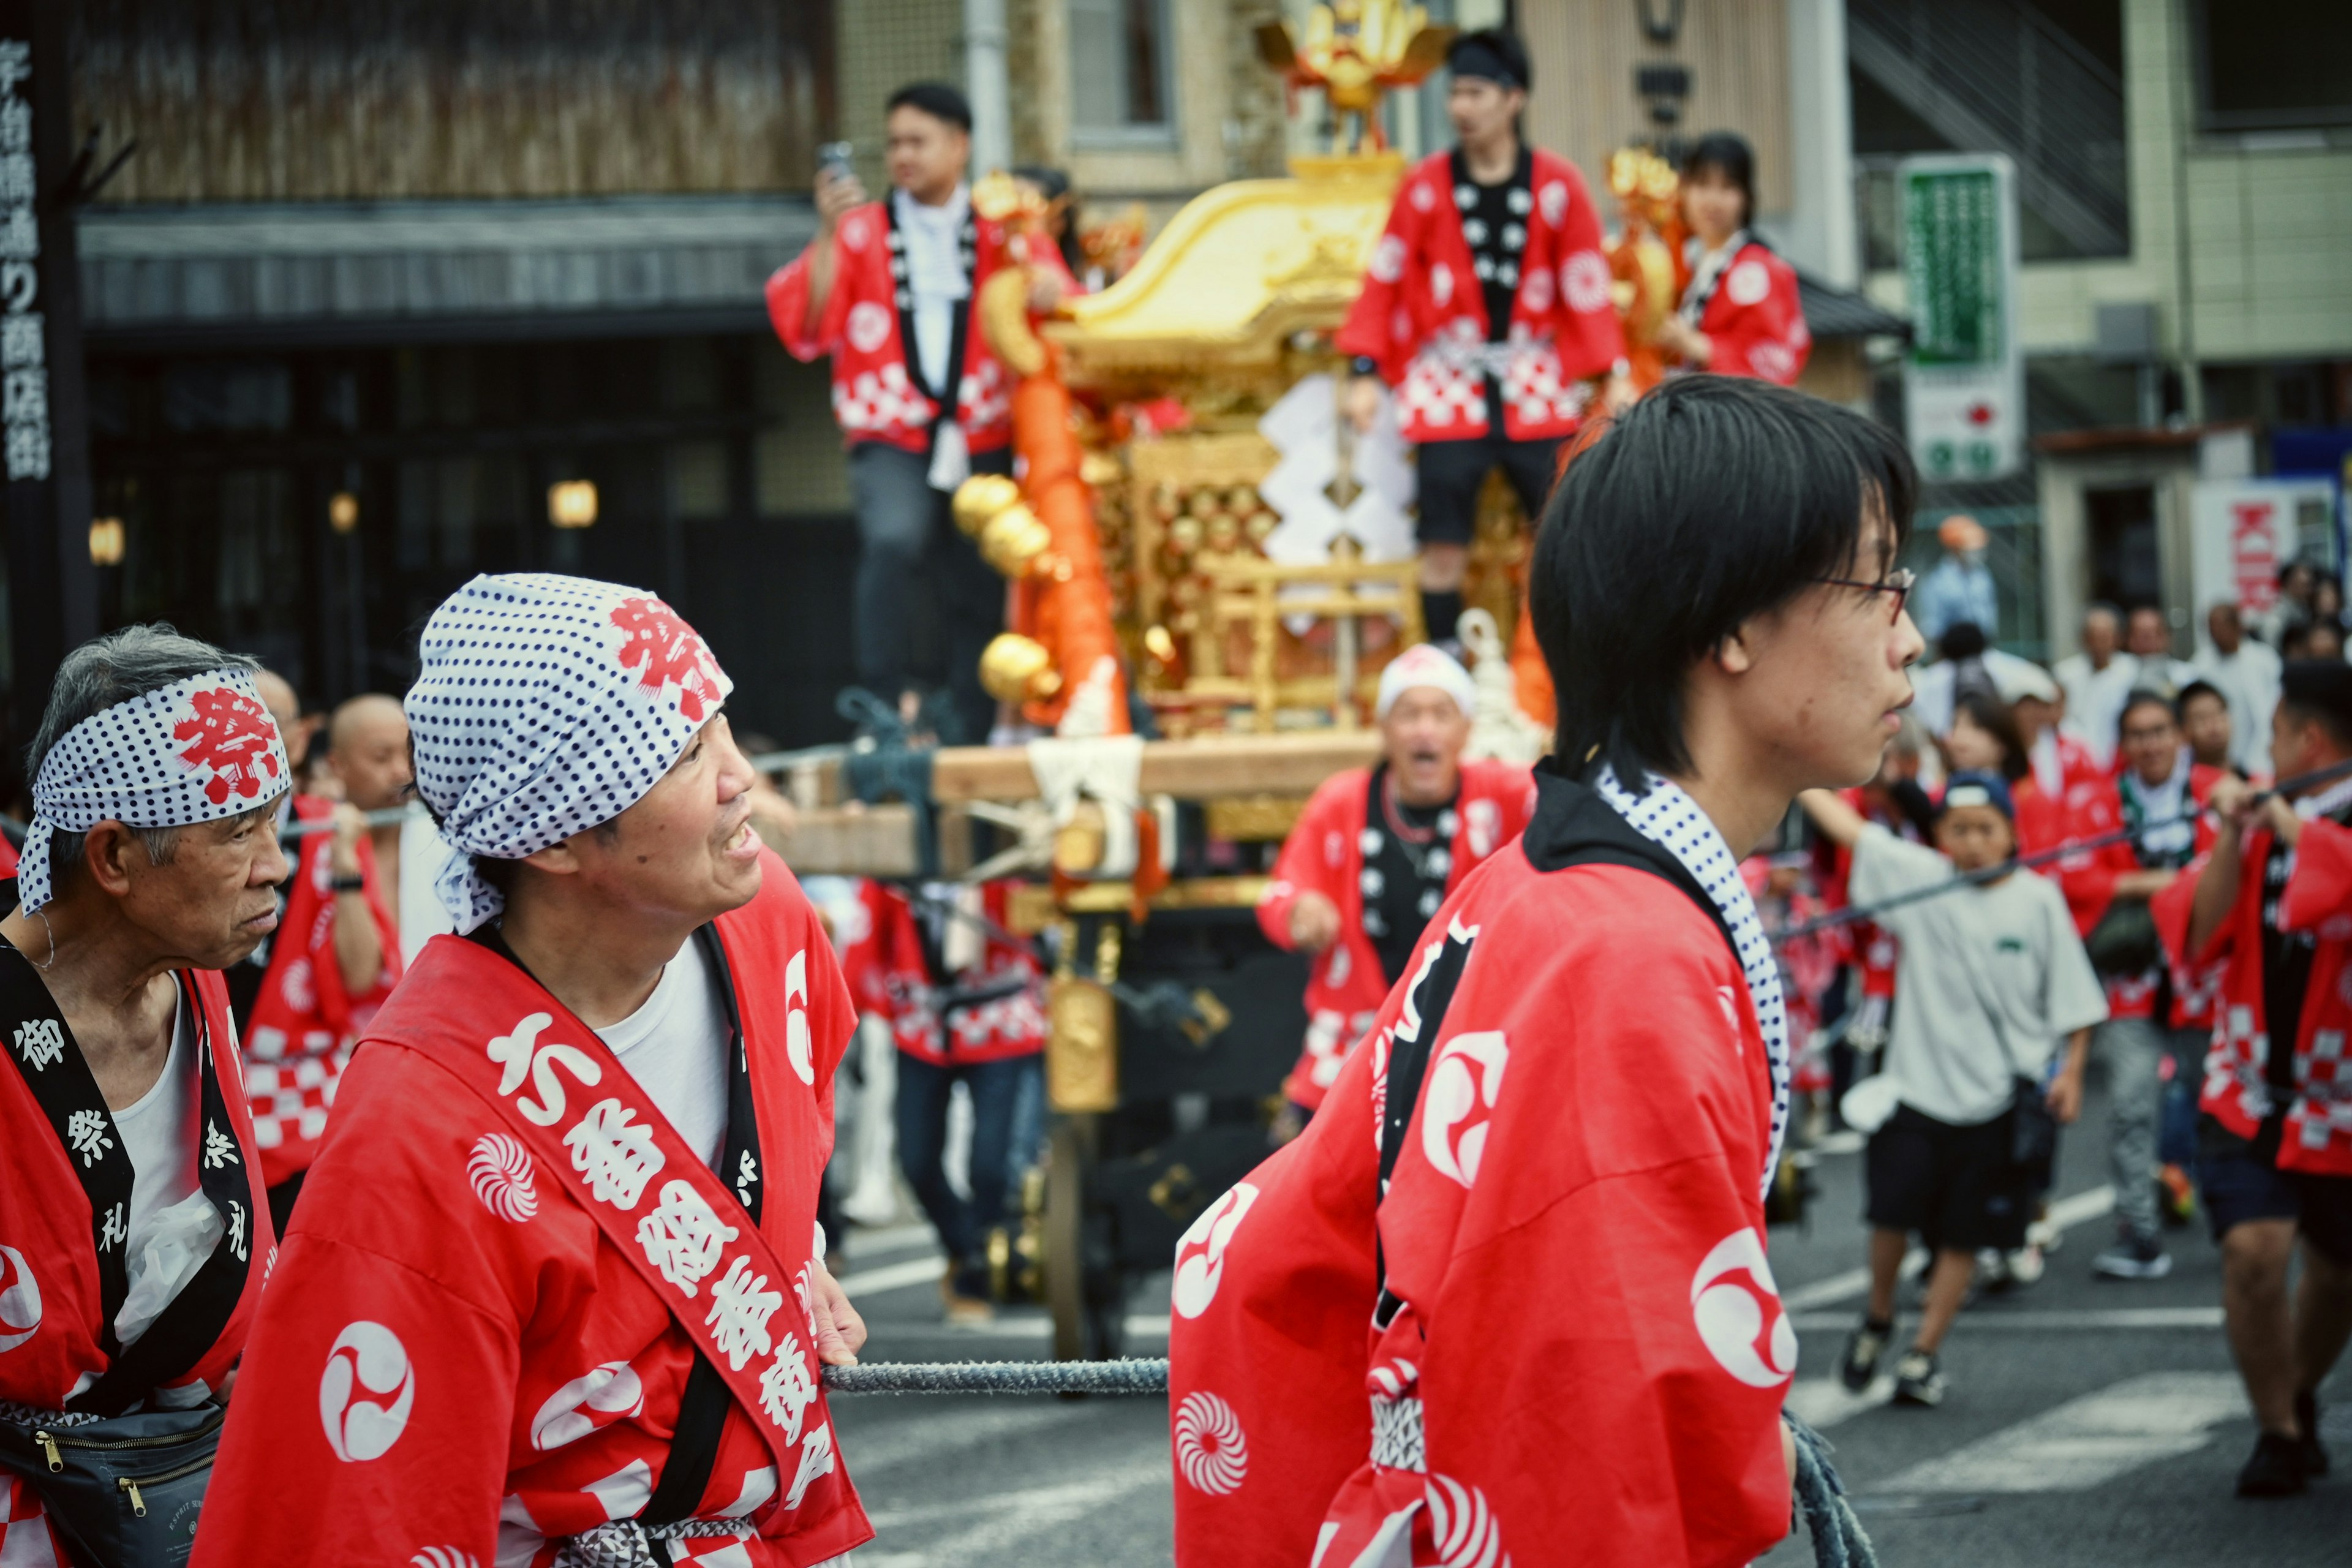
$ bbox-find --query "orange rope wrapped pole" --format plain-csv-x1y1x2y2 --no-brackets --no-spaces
958,177,1128,737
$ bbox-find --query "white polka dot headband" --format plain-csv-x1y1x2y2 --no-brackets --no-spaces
18,667,290,914
405,573,734,933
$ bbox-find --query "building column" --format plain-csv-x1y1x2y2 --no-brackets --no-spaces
1782,0,1858,287
966,0,1014,177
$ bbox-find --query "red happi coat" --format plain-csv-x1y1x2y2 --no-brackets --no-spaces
834,879,1046,1066
244,794,402,1188
0,965,273,1566
766,196,1069,456
1174,775,1791,1568
190,850,872,1567
2154,815,2352,1175
1336,149,1627,443
2058,764,2224,1025
1687,240,1810,386
1258,761,1536,1110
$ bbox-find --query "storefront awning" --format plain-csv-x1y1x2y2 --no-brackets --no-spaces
78,195,820,350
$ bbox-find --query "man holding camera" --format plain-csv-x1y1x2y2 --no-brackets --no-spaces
767,82,1069,744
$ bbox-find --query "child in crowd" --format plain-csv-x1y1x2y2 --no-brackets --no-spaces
1801,772,2108,1406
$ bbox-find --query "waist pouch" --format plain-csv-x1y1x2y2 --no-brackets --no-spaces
0,1400,224,1567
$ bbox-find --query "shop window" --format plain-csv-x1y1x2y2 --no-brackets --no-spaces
2194,1,2352,132
1072,0,1174,141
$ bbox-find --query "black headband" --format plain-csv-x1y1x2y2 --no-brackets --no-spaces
1448,40,1521,91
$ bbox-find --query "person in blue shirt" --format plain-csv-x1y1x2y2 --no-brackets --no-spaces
1914,514,2000,646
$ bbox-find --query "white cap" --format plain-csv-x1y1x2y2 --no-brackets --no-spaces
1987,652,2060,706
1375,644,1476,721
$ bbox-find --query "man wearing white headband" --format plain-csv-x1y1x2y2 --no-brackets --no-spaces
196,575,873,1567
1257,643,1534,1125
0,627,285,1554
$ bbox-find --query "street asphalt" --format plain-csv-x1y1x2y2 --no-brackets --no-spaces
826,1077,2351,1566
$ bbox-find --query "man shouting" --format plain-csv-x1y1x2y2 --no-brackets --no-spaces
194,575,871,1566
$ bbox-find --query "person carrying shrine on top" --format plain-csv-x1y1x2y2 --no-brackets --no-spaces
0,627,288,1566
191,574,870,1567
1337,28,1629,649
1654,131,1812,388
1256,644,1534,1129
767,81,1073,745
1170,375,1922,1567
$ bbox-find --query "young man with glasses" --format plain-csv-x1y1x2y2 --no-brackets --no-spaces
1170,377,1920,1566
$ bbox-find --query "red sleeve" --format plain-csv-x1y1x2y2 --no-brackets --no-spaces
2055,788,2132,937
1705,251,1807,385
2280,817,2352,933
1258,775,1357,949
191,1064,521,1567
1543,159,1629,381
1388,885,1789,1566
765,225,858,363
2154,847,2233,967
1333,176,1426,382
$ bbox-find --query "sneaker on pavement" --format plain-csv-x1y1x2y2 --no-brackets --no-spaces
1891,1348,1944,1407
2005,1245,2046,1286
2026,1216,2061,1253
2295,1390,2331,1477
1975,1247,2013,1293
1841,1316,1893,1392
2237,1432,2308,1497
2093,1236,2174,1280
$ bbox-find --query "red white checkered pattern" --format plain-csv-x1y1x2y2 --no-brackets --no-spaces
1,1474,64,1567
245,1035,351,1152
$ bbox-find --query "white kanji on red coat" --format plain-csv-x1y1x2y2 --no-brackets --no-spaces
635,1179,739,1295
562,1099,665,1210
704,1255,782,1371
758,1333,820,1442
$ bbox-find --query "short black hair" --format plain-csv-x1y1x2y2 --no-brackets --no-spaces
2176,679,2227,714
1952,690,2031,783
1447,28,1531,92
2116,687,2180,737
1681,131,1757,230
1938,621,1988,662
886,81,973,132
2280,660,2352,751
1530,375,1917,785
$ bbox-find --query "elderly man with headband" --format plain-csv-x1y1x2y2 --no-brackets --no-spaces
195,575,872,1567
0,627,287,1561
1257,643,1534,1129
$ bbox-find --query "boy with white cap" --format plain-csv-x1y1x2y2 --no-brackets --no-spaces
1257,644,1533,1122
193,575,871,1567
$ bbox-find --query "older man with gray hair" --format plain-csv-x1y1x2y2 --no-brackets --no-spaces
2054,602,2141,772
0,625,285,1557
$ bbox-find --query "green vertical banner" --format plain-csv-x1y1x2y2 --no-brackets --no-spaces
1901,155,2022,481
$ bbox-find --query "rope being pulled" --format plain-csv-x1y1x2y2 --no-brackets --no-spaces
821,1361,1874,1567
823,1357,1170,1396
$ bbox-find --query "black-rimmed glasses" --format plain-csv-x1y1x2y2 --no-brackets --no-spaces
1813,566,1916,625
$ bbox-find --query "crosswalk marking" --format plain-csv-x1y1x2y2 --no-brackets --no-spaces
1779,1184,2116,1311
1789,1306,2224,1333
861,1459,1171,1565
1875,1372,2246,1493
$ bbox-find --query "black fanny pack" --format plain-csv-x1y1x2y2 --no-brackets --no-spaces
0,1401,224,1567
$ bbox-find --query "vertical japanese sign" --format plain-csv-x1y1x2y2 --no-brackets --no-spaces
0,0,93,741
1901,154,2023,482
0,37,48,483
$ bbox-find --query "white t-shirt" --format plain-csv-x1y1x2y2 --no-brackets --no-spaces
1850,826,2109,1125
115,984,198,1259
2052,650,2142,771
893,184,971,399
595,935,730,1168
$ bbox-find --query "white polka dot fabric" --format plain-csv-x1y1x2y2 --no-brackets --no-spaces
1594,767,1792,1200
405,573,734,934
18,668,290,914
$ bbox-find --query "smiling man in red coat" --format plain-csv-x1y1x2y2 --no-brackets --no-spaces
193,575,872,1567
1170,377,1923,1567
1259,644,1532,1122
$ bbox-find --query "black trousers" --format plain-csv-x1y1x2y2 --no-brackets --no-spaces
847,439,1012,745
1414,429,1561,546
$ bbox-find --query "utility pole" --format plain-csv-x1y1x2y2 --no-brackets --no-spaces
0,0,94,745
